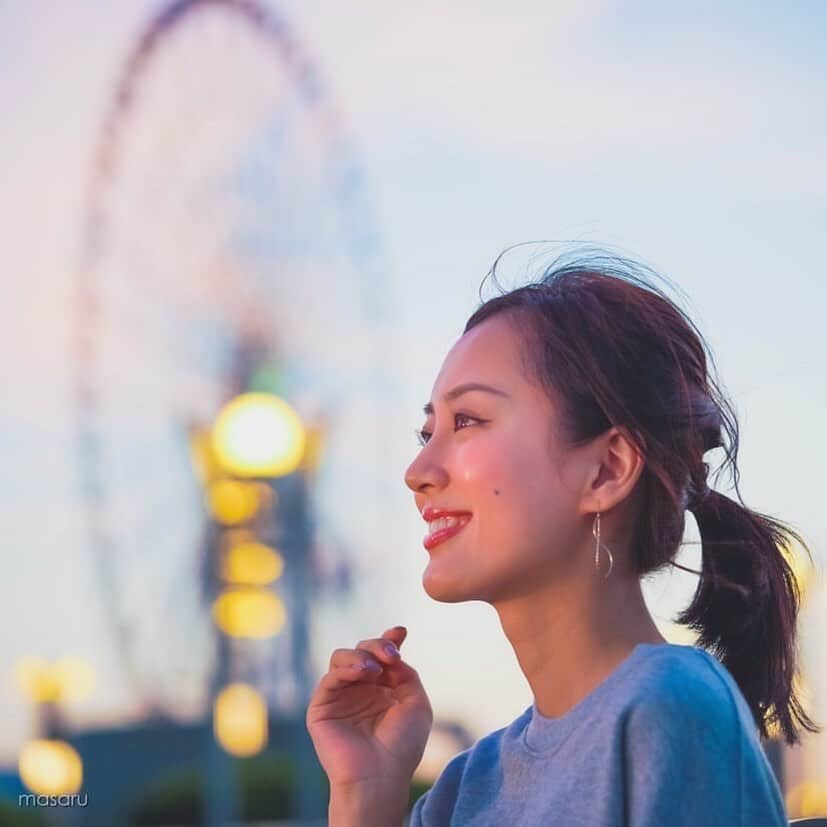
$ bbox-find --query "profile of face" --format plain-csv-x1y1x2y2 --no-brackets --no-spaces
404,314,594,605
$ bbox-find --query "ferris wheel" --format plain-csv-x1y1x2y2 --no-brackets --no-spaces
72,0,398,717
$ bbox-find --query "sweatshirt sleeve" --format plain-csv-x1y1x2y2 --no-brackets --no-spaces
623,657,788,827
407,751,469,826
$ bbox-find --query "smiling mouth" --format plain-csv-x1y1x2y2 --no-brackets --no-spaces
423,515,472,551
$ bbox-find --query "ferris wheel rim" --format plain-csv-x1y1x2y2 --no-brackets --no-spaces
71,0,389,715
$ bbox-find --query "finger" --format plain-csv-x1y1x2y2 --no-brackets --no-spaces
329,647,384,670
317,653,385,695
381,626,408,647
355,628,406,648
308,664,383,715
353,639,402,666
356,625,408,659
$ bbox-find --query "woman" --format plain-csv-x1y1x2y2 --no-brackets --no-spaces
306,249,820,826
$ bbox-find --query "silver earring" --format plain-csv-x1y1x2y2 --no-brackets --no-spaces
592,511,614,580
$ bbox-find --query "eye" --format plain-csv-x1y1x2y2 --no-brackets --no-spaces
414,427,430,447
415,413,481,447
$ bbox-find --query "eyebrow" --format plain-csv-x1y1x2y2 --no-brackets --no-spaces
422,382,510,415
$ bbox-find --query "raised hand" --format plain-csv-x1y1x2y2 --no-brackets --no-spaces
306,625,434,789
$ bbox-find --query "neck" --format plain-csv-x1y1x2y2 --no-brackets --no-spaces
493,570,667,719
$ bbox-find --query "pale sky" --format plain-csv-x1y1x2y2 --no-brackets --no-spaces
1,0,825,783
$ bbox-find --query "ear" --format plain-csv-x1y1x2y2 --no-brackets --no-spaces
580,426,645,513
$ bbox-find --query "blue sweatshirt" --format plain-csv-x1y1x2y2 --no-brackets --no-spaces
408,642,788,826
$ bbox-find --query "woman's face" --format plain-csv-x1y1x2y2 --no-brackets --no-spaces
404,314,591,604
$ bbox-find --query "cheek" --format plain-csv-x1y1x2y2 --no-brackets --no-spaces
453,439,517,492
455,440,557,525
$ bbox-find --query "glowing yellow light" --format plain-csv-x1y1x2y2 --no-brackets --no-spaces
207,479,260,525
779,538,816,603
15,657,60,703
19,740,83,795
212,588,286,638
51,659,95,703
188,425,223,486
15,657,95,709
221,541,284,585
14,657,94,703
299,424,326,474
14,657,94,704
786,780,827,818
212,393,306,478
214,683,268,757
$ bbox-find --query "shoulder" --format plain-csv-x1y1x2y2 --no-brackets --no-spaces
623,644,746,749
620,646,787,824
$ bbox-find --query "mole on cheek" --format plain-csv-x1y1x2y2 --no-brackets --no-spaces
493,489,500,496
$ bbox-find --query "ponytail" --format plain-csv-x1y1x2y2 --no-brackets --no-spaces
676,490,821,745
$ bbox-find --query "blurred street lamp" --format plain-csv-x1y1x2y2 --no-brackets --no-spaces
212,587,286,638
18,740,83,796
14,657,93,797
213,683,268,758
207,479,265,525
221,539,284,585
787,780,827,819
15,657,95,706
212,392,306,478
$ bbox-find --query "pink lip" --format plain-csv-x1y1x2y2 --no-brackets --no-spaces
423,515,472,551
421,506,472,522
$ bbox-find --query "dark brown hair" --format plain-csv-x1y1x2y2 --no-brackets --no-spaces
464,245,820,746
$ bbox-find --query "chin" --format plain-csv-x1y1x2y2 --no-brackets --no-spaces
422,569,480,604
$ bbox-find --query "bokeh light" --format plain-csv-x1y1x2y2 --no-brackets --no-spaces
14,657,94,704
213,683,268,757
207,480,261,525
212,393,306,478
18,740,83,795
212,587,286,638
786,779,827,818
221,541,284,586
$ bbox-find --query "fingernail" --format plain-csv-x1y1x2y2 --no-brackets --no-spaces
358,659,381,671
383,643,399,658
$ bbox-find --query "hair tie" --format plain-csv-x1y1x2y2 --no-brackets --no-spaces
687,483,711,512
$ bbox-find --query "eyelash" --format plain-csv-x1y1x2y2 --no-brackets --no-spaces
415,413,481,447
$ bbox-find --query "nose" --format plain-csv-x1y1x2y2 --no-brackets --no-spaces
404,444,449,494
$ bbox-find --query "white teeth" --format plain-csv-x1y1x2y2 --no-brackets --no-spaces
427,516,467,534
